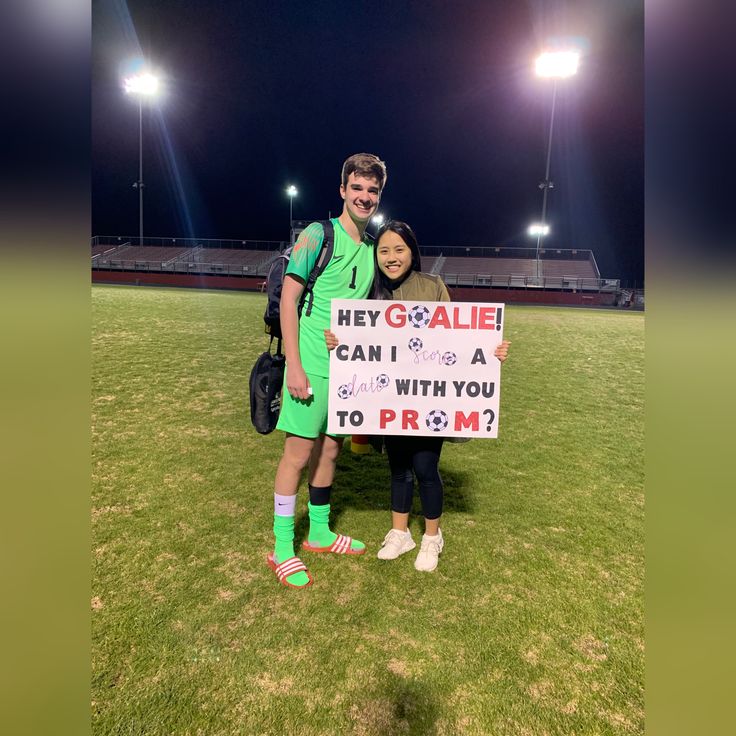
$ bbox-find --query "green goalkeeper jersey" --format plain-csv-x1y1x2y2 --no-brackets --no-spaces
285,218,375,377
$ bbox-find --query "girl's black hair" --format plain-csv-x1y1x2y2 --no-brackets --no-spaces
371,220,422,299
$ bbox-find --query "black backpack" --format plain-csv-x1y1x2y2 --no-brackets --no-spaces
264,220,335,341
249,221,335,434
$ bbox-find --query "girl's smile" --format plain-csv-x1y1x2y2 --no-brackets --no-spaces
377,231,412,280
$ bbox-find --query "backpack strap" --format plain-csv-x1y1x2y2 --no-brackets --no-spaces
269,333,283,357
300,220,334,318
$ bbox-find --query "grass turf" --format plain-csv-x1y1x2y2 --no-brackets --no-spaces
92,285,644,735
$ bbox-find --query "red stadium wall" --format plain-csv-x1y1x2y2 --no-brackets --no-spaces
92,270,265,291
447,286,616,307
92,270,616,306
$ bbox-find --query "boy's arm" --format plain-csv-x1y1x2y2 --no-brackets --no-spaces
280,274,312,400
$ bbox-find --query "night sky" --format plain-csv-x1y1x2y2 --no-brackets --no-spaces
92,0,644,284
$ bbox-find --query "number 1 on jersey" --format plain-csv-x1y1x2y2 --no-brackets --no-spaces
349,266,357,290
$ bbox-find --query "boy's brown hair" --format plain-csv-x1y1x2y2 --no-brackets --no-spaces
341,153,387,191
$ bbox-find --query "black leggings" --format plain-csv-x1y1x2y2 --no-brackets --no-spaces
384,435,444,520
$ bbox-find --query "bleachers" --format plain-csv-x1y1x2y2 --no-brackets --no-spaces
433,252,604,289
440,257,535,277
94,242,280,276
422,256,439,272
540,259,596,279
91,236,621,295
109,246,189,262
439,256,536,286
92,245,113,258
194,249,267,268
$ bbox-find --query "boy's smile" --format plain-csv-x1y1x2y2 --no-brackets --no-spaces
340,172,381,223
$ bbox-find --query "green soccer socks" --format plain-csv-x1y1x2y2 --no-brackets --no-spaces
273,494,310,587
307,500,365,553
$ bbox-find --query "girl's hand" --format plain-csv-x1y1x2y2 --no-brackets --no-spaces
324,329,339,351
494,340,511,363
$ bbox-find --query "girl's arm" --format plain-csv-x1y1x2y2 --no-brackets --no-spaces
494,340,511,363
324,329,339,351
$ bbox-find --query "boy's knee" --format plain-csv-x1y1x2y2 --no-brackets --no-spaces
283,444,313,470
323,442,341,461
319,436,344,465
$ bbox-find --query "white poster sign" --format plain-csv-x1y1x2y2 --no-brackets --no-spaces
327,299,505,438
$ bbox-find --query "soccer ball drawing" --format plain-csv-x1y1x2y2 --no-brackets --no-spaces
441,351,457,366
337,384,352,400
408,305,431,328
425,409,449,432
376,373,390,388
408,337,423,352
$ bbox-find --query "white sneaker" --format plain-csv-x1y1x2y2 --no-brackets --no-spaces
414,529,444,572
376,529,416,560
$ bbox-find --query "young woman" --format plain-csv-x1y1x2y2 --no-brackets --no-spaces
326,220,510,572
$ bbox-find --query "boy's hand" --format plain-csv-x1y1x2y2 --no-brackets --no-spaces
494,340,511,363
286,364,312,400
324,329,339,352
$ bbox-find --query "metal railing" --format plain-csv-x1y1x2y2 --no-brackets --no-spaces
91,235,285,251
431,254,446,275
93,259,270,276
441,273,619,291
91,257,620,289
90,236,624,290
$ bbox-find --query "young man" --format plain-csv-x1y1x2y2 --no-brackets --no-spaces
267,153,387,588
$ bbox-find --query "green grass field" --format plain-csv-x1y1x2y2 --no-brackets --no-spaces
92,285,644,735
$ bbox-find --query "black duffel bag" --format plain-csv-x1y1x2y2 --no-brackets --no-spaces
249,346,285,434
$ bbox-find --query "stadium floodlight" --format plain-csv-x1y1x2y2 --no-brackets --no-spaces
123,73,160,96
371,214,384,226
286,185,298,243
534,50,580,79
532,48,581,281
123,72,161,246
528,223,550,237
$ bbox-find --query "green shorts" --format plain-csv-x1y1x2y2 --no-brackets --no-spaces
276,371,339,439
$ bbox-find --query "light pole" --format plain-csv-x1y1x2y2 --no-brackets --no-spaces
123,72,159,245
533,50,579,282
286,185,298,244
528,222,550,277
528,223,550,238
